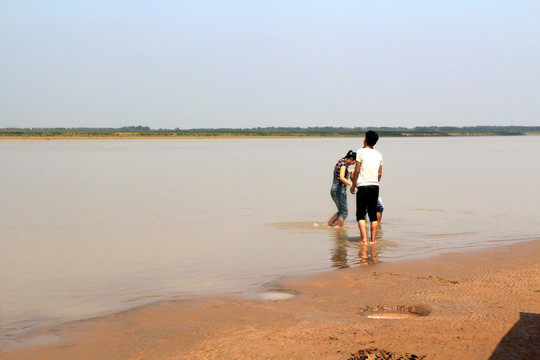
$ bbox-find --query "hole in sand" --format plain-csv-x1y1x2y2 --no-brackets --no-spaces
255,292,295,301
360,304,432,319
367,313,417,319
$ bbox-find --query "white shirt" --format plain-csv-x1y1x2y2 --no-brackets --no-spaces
355,148,383,187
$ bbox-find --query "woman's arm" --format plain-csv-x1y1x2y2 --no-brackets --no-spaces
340,165,353,187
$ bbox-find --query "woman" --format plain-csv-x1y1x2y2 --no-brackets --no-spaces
326,150,356,228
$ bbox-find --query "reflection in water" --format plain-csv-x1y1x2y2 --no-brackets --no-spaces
331,228,349,268
330,228,379,268
359,244,378,266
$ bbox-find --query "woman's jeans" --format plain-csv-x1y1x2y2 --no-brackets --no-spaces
330,184,348,219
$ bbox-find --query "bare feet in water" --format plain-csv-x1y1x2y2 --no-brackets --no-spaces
356,239,375,245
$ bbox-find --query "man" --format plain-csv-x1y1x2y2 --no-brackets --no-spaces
350,130,383,244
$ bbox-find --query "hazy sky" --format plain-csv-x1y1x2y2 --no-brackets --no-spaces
1,1,539,129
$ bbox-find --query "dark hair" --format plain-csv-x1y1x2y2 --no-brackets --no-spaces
365,130,379,147
345,150,356,159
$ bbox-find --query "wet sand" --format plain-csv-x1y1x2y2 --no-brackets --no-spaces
2,240,539,360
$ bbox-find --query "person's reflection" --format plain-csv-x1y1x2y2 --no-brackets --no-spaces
330,228,380,268
331,228,349,268
359,244,378,266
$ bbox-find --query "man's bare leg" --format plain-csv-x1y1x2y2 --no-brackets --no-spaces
335,217,345,228
370,221,378,244
357,219,368,244
376,212,382,230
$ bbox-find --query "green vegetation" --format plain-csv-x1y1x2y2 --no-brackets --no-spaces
1,126,539,139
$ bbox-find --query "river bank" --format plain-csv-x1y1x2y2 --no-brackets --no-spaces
3,240,539,359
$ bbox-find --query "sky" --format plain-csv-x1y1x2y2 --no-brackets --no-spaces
1,1,539,129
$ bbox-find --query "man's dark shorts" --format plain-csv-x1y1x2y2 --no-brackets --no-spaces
356,185,379,222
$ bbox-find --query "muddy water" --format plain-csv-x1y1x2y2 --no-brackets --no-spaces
1,136,538,334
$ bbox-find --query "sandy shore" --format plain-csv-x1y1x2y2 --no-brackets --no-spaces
2,240,539,360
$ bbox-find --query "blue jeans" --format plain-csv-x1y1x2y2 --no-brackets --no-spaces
377,195,384,213
330,184,348,219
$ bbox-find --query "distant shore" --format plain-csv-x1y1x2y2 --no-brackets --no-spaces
3,240,539,360
1,126,539,140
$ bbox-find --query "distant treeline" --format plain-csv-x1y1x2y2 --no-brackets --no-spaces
1,126,539,138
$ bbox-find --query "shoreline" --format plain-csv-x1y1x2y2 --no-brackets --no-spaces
1,132,539,141
0,135,318,140
2,239,539,359
2,135,540,141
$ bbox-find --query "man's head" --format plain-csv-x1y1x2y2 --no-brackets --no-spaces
365,130,379,147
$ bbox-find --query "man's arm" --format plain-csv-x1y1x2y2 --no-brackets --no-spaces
350,161,361,194
378,165,383,182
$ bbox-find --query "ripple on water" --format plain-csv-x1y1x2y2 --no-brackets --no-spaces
1,334,60,349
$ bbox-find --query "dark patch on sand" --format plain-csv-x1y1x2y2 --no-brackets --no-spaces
358,304,432,317
348,348,425,360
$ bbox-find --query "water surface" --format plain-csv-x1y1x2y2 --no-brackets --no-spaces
1,136,539,335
